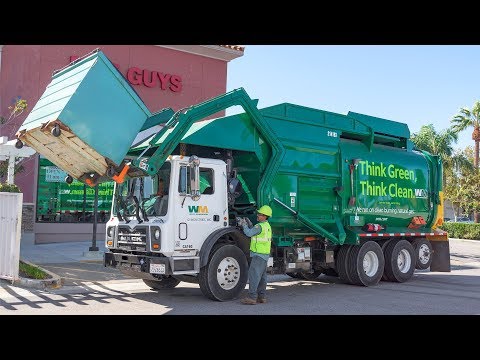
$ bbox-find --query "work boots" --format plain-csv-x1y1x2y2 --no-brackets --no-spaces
240,297,257,305
240,296,267,305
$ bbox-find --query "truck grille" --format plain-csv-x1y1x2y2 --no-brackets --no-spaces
117,226,148,251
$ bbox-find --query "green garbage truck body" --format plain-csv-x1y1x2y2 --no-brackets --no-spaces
16,50,450,301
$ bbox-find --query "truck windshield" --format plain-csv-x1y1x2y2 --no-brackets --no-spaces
113,162,171,218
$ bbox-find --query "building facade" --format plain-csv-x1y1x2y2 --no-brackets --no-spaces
0,45,244,243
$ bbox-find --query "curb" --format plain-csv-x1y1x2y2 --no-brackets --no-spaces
13,259,64,290
449,237,480,242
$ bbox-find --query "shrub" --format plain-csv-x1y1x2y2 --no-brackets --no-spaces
439,222,480,240
19,261,51,280
0,182,21,193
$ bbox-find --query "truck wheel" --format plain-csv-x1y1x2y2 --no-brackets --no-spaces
300,270,323,280
412,238,433,270
336,245,353,284
198,244,248,301
383,240,415,282
347,241,384,286
143,277,180,290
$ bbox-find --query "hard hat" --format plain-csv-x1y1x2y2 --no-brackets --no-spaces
257,205,272,217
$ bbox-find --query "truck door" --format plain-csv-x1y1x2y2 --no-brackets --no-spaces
174,161,227,252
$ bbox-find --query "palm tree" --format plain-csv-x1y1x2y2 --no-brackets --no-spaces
411,124,470,184
412,124,476,221
451,101,480,168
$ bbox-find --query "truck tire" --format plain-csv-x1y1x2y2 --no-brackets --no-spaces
143,277,180,290
412,238,433,270
336,245,353,284
198,244,248,301
383,240,415,282
347,241,384,286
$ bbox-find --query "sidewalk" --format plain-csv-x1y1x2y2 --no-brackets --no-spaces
19,233,106,264
1,233,133,289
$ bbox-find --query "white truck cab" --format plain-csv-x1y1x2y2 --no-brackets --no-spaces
104,155,250,300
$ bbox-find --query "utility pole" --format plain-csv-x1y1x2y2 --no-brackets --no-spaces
89,184,99,251
82,184,86,222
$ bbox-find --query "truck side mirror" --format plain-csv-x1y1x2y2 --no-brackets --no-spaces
228,178,243,196
189,155,201,201
227,177,244,205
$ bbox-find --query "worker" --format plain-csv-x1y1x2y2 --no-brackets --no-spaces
238,205,272,305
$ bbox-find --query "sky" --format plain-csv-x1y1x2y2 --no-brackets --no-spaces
226,45,480,152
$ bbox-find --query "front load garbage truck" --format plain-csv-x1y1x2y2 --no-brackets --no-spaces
16,49,450,301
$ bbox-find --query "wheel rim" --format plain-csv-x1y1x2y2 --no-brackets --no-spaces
418,244,431,265
397,249,412,273
363,250,379,277
216,257,240,290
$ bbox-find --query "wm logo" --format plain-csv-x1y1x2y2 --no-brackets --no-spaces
188,205,209,214
414,189,428,198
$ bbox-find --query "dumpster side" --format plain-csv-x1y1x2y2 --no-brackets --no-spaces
16,49,151,185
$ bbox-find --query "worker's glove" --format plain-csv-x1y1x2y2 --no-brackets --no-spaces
236,217,246,227
236,217,253,229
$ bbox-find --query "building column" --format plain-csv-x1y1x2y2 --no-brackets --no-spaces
7,155,15,184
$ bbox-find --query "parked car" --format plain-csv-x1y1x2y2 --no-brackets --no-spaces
445,216,473,223
456,217,473,223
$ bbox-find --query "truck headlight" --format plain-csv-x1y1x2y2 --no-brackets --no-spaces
150,227,161,251
106,226,115,247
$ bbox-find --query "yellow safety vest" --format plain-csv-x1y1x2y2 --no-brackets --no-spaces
250,221,272,255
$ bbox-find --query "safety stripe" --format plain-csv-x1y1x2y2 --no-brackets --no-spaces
359,232,446,237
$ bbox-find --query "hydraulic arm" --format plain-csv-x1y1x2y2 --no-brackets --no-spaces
131,87,286,207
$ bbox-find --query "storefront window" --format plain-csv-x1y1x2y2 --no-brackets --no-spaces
36,157,114,223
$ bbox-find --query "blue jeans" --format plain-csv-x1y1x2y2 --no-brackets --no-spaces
247,253,268,300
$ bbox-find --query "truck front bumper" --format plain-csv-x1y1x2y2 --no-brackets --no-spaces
104,252,172,279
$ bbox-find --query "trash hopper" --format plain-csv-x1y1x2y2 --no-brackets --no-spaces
15,49,152,186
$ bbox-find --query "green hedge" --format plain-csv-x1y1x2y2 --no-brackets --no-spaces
439,222,480,240
0,182,21,193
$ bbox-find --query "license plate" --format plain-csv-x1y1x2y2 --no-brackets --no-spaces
150,263,165,274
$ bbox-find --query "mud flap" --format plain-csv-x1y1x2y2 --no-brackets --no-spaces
430,240,451,272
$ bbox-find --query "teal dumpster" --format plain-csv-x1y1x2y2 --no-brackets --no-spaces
16,49,151,185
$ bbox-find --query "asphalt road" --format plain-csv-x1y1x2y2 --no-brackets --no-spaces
1,238,479,315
